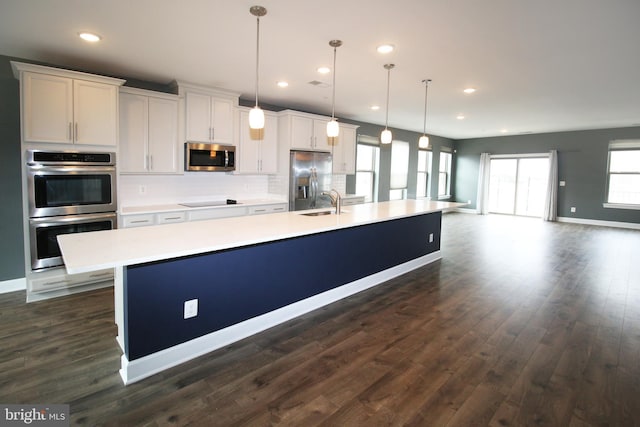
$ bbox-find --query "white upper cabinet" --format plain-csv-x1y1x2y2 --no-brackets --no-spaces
278,110,359,174
21,73,73,144
279,111,333,152
73,80,119,146
12,62,124,146
332,124,359,175
119,87,179,174
177,83,239,145
237,108,278,174
312,118,332,152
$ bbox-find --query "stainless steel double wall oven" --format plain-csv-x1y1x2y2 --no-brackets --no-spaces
26,150,117,270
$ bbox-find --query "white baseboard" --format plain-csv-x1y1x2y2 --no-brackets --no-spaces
0,277,26,294
454,207,477,214
120,250,442,385
558,216,640,230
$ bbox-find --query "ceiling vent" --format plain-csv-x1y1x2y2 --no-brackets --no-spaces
308,80,329,88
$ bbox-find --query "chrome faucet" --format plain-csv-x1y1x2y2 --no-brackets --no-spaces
322,189,342,215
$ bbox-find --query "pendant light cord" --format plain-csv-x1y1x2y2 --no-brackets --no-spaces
331,45,337,120
385,67,391,129
422,79,430,135
255,16,260,108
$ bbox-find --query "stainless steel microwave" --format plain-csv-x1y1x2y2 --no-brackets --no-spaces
184,142,236,172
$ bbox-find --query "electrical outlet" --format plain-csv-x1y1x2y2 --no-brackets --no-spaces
184,299,198,319
139,185,147,195
559,181,566,187
570,207,576,213
428,233,434,243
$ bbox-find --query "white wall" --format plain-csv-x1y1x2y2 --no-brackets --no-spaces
118,173,271,207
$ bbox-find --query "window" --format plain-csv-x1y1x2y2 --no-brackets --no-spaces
390,140,410,200
355,141,379,203
416,149,432,199
488,156,549,217
438,151,452,198
606,140,640,207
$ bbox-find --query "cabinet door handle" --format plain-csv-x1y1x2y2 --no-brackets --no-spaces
164,216,182,221
75,122,78,142
68,122,72,141
149,155,153,170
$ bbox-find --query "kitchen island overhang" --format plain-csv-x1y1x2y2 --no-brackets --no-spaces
58,200,462,384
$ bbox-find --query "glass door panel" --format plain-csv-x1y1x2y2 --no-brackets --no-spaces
488,157,549,217
515,158,549,217
488,159,517,214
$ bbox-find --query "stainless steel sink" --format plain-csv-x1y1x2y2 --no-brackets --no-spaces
300,210,334,216
299,210,349,216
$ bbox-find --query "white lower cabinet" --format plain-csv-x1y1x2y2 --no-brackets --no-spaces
30,268,114,294
121,211,187,228
341,195,365,206
120,203,287,228
121,213,156,228
187,206,247,221
157,211,186,224
248,203,287,215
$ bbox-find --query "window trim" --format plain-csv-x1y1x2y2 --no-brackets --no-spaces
416,149,432,199
438,151,452,199
605,140,640,209
355,140,380,203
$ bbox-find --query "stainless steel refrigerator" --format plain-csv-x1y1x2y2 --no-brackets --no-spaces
289,150,333,211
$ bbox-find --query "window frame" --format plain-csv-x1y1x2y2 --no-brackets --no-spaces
438,151,452,200
355,136,380,203
416,148,432,199
604,140,640,210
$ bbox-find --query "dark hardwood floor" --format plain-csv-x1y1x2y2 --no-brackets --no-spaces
1,213,639,426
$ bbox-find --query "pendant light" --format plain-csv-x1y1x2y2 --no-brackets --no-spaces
249,6,267,130
419,79,432,149
381,63,395,144
326,39,342,138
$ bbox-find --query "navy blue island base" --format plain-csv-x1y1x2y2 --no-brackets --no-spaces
119,211,442,382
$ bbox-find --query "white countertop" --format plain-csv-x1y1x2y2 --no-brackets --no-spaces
59,200,463,275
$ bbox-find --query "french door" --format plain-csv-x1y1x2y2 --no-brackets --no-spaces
488,156,549,217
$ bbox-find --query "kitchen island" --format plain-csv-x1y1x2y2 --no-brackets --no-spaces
58,200,462,384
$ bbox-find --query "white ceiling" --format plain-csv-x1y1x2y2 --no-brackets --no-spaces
1,0,639,140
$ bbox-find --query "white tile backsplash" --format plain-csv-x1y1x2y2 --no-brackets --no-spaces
119,172,347,207
119,173,270,206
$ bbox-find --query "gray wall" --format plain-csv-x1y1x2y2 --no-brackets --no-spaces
0,55,25,281
341,120,456,202
455,127,640,223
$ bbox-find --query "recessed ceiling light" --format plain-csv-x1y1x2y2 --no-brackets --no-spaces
317,66,330,74
376,44,394,54
456,115,465,120
500,129,508,133
78,32,101,42
463,88,476,94
370,105,380,111
277,81,289,88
